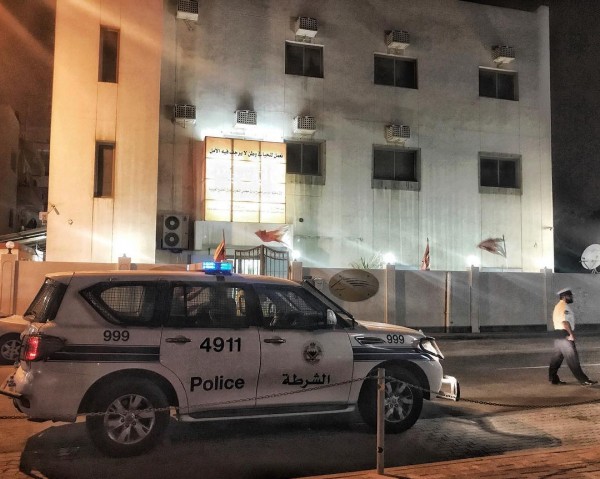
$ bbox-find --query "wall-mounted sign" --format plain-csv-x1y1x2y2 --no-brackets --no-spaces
328,269,380,302
204,137,286,223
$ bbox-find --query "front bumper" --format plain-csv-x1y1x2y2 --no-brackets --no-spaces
437,375,460,401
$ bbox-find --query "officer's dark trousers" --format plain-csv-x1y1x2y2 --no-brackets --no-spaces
549,337,589,383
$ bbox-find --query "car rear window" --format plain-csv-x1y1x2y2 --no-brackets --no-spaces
24,278,68,323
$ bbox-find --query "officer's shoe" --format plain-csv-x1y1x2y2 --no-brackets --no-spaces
550,378,566,385
580,379,598,386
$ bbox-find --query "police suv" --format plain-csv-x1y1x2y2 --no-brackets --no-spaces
1,263,458,457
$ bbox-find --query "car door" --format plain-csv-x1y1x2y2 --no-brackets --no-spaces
160,281,260,413
254,284,353,408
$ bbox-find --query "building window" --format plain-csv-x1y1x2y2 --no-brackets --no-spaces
94,143,115,197
374,55,417,89
479,68,518,101
286,141,323,175
8,209,14,228
285,42,323,78
479,153,521,193
372,146,419,191
99,27,119,83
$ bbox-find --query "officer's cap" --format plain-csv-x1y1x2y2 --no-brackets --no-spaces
556,287,573,296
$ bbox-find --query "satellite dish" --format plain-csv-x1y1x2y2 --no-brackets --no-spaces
581,244,600,273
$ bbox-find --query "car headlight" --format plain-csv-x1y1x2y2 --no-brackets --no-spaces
418,337,444,359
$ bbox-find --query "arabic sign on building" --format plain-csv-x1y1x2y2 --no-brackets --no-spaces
203,137,286,223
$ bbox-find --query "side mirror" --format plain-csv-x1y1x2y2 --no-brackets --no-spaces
326,309,337,327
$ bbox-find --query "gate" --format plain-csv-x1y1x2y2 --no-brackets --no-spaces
234,245,289,278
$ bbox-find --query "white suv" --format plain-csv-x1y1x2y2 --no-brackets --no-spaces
1,264,458,457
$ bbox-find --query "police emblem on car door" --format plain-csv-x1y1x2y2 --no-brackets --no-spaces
254,285,353,409
160,282,260,413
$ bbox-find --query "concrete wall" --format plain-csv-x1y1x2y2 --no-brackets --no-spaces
159,0,552,272
46,0,163,264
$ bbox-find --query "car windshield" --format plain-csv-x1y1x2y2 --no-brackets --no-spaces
24,278,68,323
301,280,355,327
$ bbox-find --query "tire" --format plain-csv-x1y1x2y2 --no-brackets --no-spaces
0,334,21,365
357,365,423,433
85,378,170,457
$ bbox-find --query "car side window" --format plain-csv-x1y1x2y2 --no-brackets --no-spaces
255,285,325,330
80,282,159,326
166,283,248,329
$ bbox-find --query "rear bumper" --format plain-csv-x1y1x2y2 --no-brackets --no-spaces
0,373,22,399
437,375,460,401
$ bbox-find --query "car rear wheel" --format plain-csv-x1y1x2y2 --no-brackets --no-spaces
86,378,170,457
0,334,21,365
357,365,423,433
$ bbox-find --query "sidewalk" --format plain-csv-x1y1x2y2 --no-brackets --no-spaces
297,445,600,478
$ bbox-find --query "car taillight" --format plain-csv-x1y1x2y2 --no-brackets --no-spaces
20,335,65,362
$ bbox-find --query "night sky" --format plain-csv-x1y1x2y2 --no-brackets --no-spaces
2,0,600,272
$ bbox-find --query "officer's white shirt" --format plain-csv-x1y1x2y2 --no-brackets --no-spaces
553,300,575,331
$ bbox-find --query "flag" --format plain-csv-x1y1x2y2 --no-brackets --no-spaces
213,230,226,262
420,238,430,270
255,225,291,247
477,236,506,258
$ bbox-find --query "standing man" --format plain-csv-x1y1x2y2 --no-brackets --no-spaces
549,288,597,386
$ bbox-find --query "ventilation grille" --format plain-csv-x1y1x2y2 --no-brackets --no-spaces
385,125,411,142
235,110,257,127
293,116,317,134
176,0,199,21
173,105,196,125
386,30,410,50
492,45,515,64
295,17,318,38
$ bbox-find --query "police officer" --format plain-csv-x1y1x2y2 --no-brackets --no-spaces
549,288,597,386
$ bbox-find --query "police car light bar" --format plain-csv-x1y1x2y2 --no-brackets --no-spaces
202,261,233,275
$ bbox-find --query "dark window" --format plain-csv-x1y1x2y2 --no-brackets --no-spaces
479,68,517,101
285,42,323,78
99,27,119,83
480,157,518,188
255,285,326,330
94,143,115,197
373,147,417,182
374,55,417,89
286,141,322,175
166,284,248,329
8,209,14,228
80,282,159,326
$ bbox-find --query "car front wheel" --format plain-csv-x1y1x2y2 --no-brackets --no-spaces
86,378,170,457
0,334,21,365
357,365,423,433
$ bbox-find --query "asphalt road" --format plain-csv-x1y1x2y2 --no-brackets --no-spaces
2,333,600,478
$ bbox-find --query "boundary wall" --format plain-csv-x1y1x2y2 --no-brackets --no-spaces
2,254,600,333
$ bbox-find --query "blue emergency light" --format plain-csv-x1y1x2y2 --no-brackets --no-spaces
202,261,233,275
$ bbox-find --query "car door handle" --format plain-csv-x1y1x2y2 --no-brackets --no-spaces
165,336,192,344
263,337,286,344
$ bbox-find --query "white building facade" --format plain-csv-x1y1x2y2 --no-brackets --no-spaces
158,0,552,271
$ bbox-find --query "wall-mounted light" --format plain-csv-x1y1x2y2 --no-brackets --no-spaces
5,241,15,254
292,250,302,261
467,255,480,267
383,252,396,265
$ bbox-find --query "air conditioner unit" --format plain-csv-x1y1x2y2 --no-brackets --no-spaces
386,30,410,50
385,124,411,143
161,214,189,250
176,0,199,21
235,110,257,128
293,116,316,135
173,104,196,126
295,17,318,38
492,45,515,65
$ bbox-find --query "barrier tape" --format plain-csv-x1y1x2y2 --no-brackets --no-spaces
2,374,600,420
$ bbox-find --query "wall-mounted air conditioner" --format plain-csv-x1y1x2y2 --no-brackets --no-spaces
295,17,318,38
385,124,411,143
176,0,199,21
386,30,410,50
235,110,257,128
173,104,196,126
293,116,316,135
492,45,515,65
161,214,189,250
